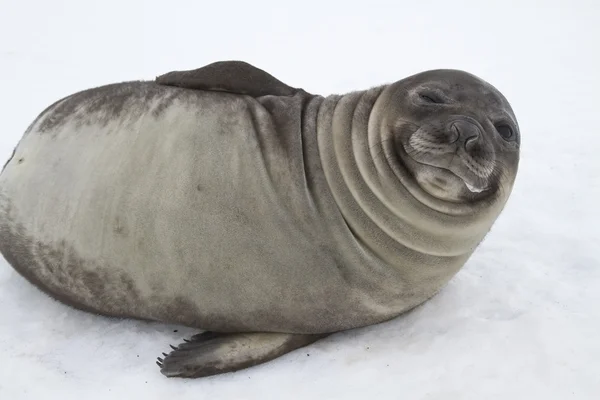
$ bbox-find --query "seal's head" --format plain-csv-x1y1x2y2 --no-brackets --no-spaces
385,69,520,206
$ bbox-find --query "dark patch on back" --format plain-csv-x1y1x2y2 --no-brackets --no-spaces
36,81,181,134
151,90,180,118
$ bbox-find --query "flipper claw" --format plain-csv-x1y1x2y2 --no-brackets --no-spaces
156,331,328,379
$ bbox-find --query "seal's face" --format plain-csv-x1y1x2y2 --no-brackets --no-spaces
388,70,520,204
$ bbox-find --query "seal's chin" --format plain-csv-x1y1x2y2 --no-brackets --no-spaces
410,162,490,202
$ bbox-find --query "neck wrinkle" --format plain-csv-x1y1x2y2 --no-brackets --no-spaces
316,88,496,264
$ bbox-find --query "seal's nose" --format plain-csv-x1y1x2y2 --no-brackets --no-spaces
450,119,482,151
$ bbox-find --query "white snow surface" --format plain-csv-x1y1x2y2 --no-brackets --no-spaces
0,0,599,398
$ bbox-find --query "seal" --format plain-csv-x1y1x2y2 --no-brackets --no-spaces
0,61,520,378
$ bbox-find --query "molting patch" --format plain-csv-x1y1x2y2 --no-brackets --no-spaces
0,204,142,317
0,197,203,327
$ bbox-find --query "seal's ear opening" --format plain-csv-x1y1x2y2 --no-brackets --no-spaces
155,60,299,98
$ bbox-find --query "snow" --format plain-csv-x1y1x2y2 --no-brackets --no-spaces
0,0,599,398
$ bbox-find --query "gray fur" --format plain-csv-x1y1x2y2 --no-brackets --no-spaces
0,61,520,378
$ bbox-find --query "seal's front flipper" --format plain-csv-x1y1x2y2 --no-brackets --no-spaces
156,331,328,378
155,60,301,97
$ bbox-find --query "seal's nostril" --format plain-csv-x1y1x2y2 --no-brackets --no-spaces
449,124,460,143
464,135,478,151
451,119,481,150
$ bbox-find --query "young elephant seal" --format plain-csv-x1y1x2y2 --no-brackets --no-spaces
0,61,520,378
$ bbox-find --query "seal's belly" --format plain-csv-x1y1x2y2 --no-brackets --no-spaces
0,83,385,333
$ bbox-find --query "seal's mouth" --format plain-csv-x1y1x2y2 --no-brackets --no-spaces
408,159,490,201
391,128,494,202
464,180,487,193
413,157,490,192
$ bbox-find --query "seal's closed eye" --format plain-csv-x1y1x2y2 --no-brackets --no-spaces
417,88,451,105
419,93,444,104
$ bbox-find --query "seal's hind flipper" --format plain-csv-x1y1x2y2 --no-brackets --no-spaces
155,60,301,97
156,331,328,378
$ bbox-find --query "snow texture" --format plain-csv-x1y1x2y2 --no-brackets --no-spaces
0,0,598,398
